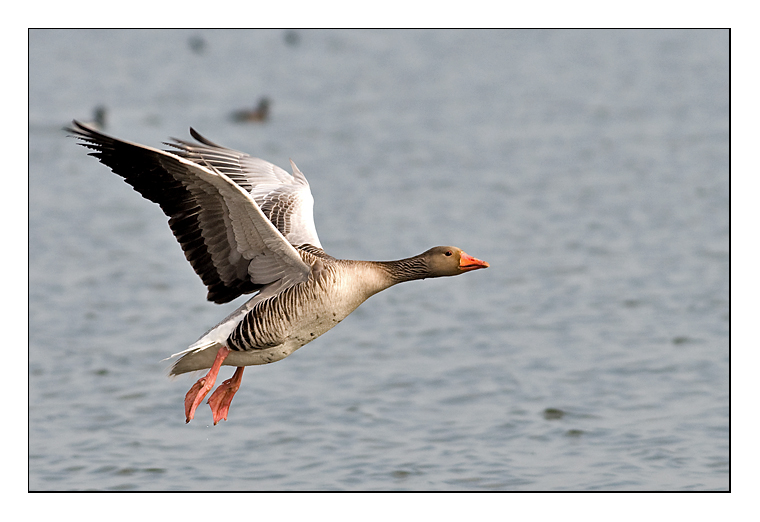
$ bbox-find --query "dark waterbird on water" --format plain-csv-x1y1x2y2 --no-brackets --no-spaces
231,97,271,122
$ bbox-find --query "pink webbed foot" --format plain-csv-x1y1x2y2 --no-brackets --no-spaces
184,345,231,423
208,366,245,425
184,377,211,422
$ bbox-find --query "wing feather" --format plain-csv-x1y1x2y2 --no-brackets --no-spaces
68,121,312,303
166,132,322,248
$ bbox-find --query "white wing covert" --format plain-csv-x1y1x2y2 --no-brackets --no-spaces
167,130,323,249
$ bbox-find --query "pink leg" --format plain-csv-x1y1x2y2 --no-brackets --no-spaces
208,366,245,425
184,345,231,423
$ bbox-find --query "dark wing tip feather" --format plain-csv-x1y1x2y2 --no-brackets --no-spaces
67,119,259,305
189,127,224,148
67,119,100,141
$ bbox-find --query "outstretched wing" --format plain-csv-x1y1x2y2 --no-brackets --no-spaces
167,129,322,249
69,121,312,304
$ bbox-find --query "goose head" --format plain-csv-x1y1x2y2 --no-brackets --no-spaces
420,246,489,277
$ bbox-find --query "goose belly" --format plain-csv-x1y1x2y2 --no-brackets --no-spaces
225,282,365,365
221,311,346,367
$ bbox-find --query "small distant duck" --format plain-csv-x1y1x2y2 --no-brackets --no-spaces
188,35,206,54
80,105,107,129
231,97,271,122
283,30,300,46
68,121,489,425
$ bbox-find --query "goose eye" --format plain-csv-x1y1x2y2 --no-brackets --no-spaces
444,250,453,257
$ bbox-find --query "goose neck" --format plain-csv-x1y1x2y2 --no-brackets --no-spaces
374,255,431,286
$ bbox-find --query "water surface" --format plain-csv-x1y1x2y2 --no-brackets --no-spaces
29,29,728,491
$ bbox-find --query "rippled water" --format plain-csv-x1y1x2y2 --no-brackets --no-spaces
29,29,728,490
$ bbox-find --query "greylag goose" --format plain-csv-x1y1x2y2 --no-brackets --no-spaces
68,121,489,424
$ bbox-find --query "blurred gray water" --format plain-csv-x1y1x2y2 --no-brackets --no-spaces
29,29,728,491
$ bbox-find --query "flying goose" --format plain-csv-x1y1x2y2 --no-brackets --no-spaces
68,121,489,424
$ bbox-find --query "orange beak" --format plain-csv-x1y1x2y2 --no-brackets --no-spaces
458,251,489,272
